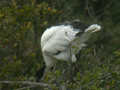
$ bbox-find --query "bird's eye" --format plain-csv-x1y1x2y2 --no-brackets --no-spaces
54,51,61,55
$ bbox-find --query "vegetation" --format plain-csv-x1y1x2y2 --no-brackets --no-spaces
0,0,120,90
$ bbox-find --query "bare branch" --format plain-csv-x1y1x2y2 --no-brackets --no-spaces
0,81,49,87
86,0,92,17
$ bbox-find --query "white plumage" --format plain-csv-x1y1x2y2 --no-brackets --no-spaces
40,20,101,80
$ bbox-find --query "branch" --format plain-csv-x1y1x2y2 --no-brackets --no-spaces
0,81,49,87
85,0,94,18
16,85,36,90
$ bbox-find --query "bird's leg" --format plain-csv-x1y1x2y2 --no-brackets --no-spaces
40,66,51,81
40,65,56,82
64,46,74,83
40,52,56,81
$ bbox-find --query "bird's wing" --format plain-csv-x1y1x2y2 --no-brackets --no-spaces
63,28,84,54
65,24,101,54
70,37,86,54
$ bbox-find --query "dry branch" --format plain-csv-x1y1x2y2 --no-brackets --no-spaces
0,81,49,87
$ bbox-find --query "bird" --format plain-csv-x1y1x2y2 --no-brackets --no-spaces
36,20,101,81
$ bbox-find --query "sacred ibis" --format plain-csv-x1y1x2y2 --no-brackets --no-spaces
36,20,101,81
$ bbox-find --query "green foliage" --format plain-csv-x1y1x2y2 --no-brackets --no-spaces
0,0,120,90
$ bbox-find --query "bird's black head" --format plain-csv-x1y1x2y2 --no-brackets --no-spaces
63,19,89,31
71,20,89,31
67,20,90,37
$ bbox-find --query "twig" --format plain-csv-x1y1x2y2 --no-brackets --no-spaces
86,0,94,18
96,1,113,19
96,1,113,14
